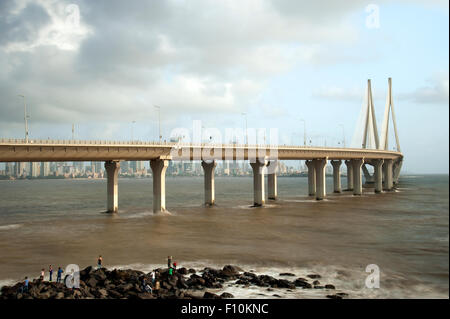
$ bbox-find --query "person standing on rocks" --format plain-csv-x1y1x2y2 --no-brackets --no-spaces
56,267,64,283
169,267,173,276
21,277,29,293
173,262,177,270
97,255,103,269
49,265,53,282
151,270,156,285
167,256,172,268
40,268,45,281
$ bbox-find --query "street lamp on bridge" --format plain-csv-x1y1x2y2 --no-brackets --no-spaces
241,112,248,145
154,105,162,143
18,94,29,143
299,118,306,146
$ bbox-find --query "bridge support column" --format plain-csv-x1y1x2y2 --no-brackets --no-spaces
105,160,120,213
201,160,216,206
314,158,327,200
267,160,278,200
383,159,394,191
305,160,316,196
345,160,353,191
250,160,266,206
331,160,342,193
352,159,364,195
374,159,384,193
150,158,169,213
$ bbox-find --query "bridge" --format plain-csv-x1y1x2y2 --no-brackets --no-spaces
0,78,403,213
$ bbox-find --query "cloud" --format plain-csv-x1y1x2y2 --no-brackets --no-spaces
0,0,447,133
399,71,449,105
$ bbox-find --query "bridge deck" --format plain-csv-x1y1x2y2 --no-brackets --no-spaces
0,139,403,162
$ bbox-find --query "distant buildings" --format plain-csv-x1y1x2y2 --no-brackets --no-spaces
0,160,328,179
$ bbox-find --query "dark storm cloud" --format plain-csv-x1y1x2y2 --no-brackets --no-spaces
0,1,51,46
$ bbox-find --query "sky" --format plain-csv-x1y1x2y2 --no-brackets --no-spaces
0,0,448,173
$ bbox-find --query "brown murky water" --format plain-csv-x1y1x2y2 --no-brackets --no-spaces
0,174,448,298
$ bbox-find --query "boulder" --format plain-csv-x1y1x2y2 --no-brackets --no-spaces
279,273,296,277
203,291,221,299
307,274,321,279
86,277,98,288
178,268,188,275
325,284,335,290
220,292,234,299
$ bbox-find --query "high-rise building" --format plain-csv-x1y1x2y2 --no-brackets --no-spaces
5,162,13,176
40,162,50,177
15,162,27,177
30,162,40,177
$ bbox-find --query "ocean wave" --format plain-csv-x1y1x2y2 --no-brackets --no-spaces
106,260,448,299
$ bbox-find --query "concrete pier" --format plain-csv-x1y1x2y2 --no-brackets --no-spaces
383,159,394,191
314,158,327,200
374,159,384,193
351,159,364,195
105,160,120,213
150,158,169,213
305,160,316,196
250,160,266,206
201,160,217,206
331,160,342,193
267,160,278,200
345,160,354,191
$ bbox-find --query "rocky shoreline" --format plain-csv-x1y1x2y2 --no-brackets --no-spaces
0,265,349,299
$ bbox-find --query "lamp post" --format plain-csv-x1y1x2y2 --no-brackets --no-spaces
18,95,29,143
299,119,306,146
241,112,248,145
131,120,136,141
339,124,346,148
154,105,161,143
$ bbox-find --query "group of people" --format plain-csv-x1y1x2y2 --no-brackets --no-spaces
20,265,64,293
39,265,65,283
19,255,179,295
139,256,179,294
167,255,177,276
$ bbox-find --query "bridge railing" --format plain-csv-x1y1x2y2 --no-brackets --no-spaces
0,138,402,154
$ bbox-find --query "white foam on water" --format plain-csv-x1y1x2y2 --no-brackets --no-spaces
0,279,18,290
0,224,23,231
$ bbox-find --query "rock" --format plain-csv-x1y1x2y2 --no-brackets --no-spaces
279,273,295,276
222,265,243,275
272,294,281,298
220,292,234,299
314,285,325,289
275,279,296,289
55,292,64,299
313,280,320,285
86,277,98,288
307,274,321,279
336,292,349,297
137,292,155,299
294,279,312,288
326,294,342,299
188,268,196,274
325,284,335,290
203,291,221,299
98,289,108,298
267,288,274,291
108,290,123,298
178,267,188,275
